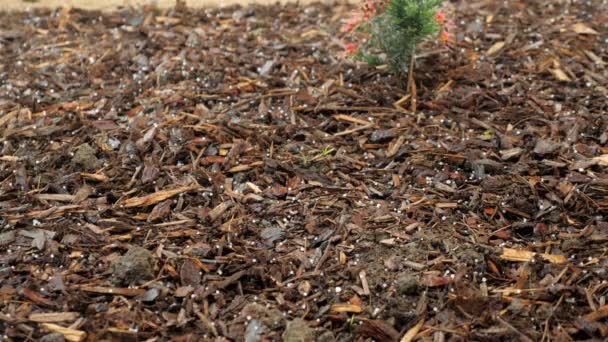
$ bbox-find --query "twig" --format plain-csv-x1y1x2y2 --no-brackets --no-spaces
496,316,534,342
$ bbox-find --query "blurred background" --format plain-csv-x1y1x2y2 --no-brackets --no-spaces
0,0,314,11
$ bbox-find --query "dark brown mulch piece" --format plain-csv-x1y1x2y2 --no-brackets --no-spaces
0,0,607,341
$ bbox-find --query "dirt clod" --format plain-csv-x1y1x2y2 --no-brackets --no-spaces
317,330,336,342
1,1,606,340
282,318,314,342
241,303,285,329
72,143,102,171
111,246,155,286
395,273,419,295
39,333,65,342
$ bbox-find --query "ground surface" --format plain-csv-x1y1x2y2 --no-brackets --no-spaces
0,1,607,341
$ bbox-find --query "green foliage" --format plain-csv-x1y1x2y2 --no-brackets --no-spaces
354,0,444,76
300,145,335,167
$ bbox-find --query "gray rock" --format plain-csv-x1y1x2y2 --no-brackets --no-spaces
245,319,265,342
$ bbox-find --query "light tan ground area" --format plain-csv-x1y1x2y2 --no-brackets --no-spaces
0,0,320,11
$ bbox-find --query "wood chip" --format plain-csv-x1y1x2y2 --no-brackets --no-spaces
400,319,425,342
208,201,232,221
500,247,566,264
570,22,599,35
583,305,608,322
75,286,146,296
486,41,505,55
33,194,76,202
122,185,198,207
40,323,86,342
549,68,572,82
386,135,406,158
330,303,363,313
29,312,80,323
0,155,21,162
79,172,110,182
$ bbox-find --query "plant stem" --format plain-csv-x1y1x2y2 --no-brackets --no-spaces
406,46,416,91
406,45,417,112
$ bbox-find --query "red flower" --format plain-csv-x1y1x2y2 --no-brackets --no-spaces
435,12,446,25
439,30,450,43
362,0,376,15
341,13,363,33
345,43,358,55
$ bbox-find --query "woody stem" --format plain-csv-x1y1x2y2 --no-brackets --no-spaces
406,46,416,92
406,45,416,112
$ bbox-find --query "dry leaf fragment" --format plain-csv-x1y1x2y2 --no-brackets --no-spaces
500,247,566,264
486,41,505,55
571,22,599,35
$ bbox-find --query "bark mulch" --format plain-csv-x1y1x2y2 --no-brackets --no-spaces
1,0,607,341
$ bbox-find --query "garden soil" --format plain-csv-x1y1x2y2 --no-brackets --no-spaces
0,0,607,341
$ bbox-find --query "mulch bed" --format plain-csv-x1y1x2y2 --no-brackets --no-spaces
0,0,607,340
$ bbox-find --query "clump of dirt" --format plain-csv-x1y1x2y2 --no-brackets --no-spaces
111,246,156,286
283,318,315,342
1,1,607,341
395,273,419,295
317,330,336,342
39,333,65,342
72,143,102,171
241,303,285,329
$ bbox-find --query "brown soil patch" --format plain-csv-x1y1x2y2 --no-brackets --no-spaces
1,0,607,341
